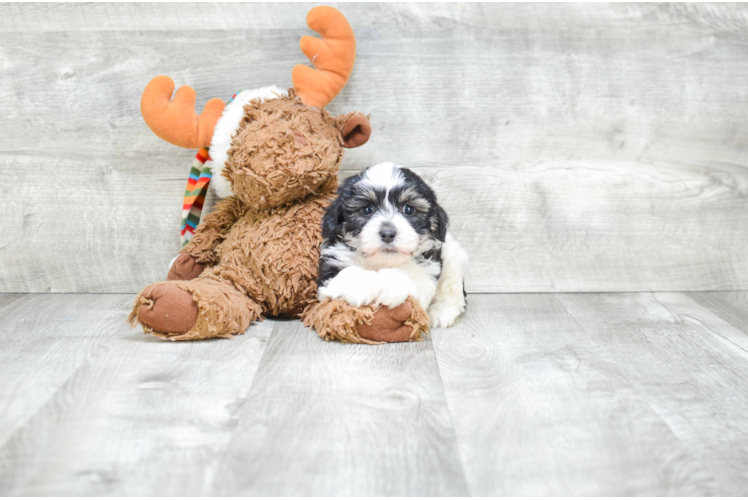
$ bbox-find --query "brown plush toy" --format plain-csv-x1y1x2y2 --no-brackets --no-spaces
128,6,429,344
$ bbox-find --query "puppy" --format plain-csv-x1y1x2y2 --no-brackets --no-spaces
317,162,468,328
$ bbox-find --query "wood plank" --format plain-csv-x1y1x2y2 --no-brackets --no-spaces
0,294,27,311
5,160,748,293
412,161,748,293
687,291,748,337
431,293,715,496
213,319,467,496
4,6,748,166
4,291,748,495
0,296,274,496
556,292,748,495
3,3,748,293
0,294,130,449
5,3,748,32
660,292,748,356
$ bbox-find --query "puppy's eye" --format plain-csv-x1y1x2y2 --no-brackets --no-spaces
362,205,374,215
402,204,415,216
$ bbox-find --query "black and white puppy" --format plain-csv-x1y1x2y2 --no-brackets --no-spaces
318,162,468,328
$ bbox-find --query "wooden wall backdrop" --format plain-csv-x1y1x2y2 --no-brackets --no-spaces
2,3,748,293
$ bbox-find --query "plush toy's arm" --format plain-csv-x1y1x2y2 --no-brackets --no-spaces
182,196,245,266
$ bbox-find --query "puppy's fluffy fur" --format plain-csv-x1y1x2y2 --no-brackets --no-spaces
318,162,468,328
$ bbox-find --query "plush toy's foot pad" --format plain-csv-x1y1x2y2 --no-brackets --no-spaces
128,277,264,341
136,283,198,334
167,252,205,281
357,302,415,343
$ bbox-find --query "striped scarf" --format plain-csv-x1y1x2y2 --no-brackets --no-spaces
180,147,212,246
179,91,243,246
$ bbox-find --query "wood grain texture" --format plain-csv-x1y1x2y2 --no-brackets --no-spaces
556,292,748,495
213,319,468,496
0,295,274,496
687,291,748,338
408,161,748,292
2,2,748,293
666,292,748,356
3,292,748,494
0,294,129,449
431,293,715,496
5,3,748,32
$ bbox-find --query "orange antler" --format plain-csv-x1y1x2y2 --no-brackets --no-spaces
293,6,356,108
140,75,225,149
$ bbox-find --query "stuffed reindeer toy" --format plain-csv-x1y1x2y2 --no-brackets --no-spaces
128,6,430,343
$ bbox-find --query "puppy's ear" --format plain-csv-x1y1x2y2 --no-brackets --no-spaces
322,196,344,241
322,174,360,240
432,205,449,242
335,112,371,148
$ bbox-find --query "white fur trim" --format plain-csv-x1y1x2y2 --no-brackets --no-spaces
168,255,178,273
209,86,288,198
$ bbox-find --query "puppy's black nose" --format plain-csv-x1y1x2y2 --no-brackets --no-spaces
379,227,397,243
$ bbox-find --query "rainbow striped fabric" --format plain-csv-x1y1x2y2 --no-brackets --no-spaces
180,148,213,246
179,91,244,246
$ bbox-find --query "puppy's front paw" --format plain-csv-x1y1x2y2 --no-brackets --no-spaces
428,302,463,329
375,269,416,308
319,267,378,307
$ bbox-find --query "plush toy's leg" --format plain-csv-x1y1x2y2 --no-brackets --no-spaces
128,277,262,341
302,296,429,344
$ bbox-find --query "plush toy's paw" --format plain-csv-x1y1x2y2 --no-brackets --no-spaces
302,296,429,344
428,301,463,329
357,301,414,343
134,283,199,334
167,253,205,281
129,277,263,341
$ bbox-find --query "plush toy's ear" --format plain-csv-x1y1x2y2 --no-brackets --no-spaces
336,113,371,148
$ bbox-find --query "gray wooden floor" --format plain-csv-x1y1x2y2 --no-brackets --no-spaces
1,292,747,496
